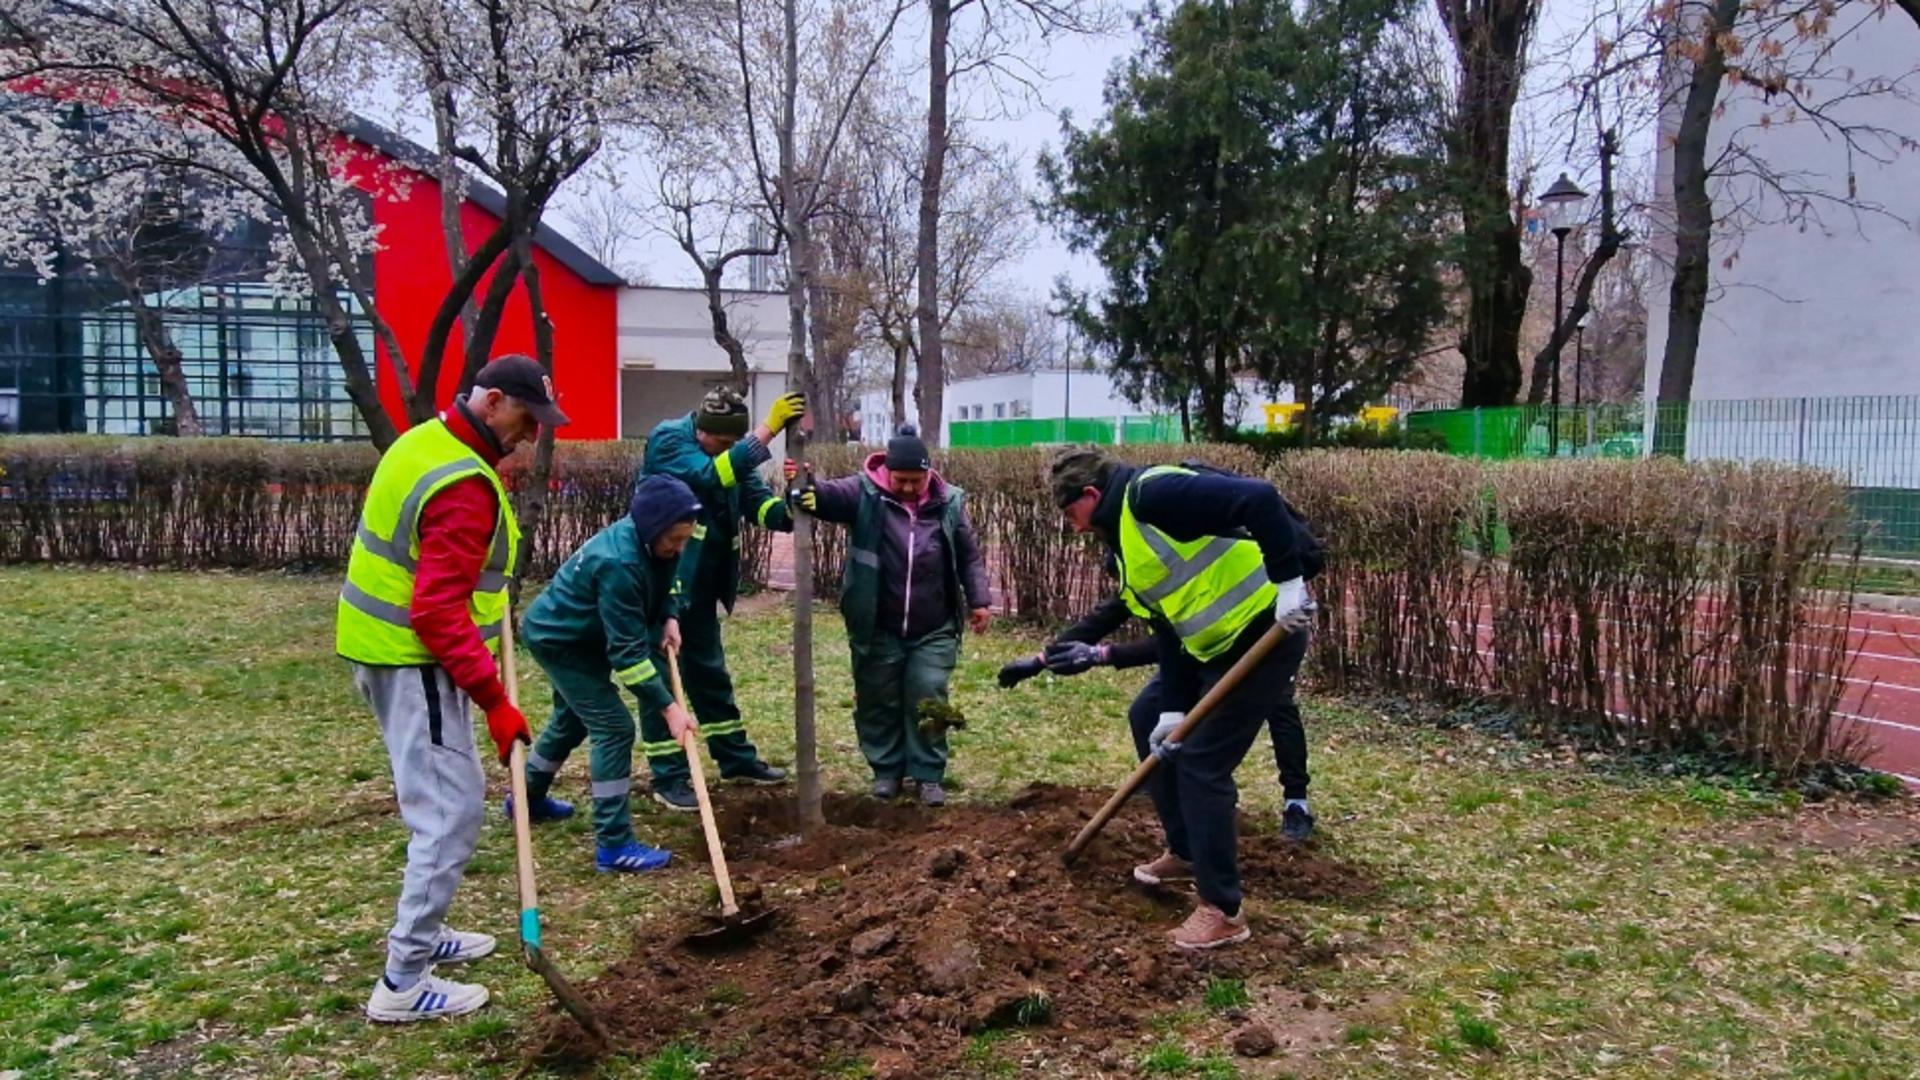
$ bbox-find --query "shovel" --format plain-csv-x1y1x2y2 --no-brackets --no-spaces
1062,614,1308,865
666,645,779,950
501,616,611,1044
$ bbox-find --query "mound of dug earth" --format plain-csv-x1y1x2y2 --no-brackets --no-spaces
535,784,1373,1077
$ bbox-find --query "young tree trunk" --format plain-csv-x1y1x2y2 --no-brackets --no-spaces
781,0,825,833
291,230,399,448
805,266,846,441
118,278,203,436
459,243,530,391
889,334,910,431
509,227,558,565
703,263,754,393
411,223,517,424
429,85,484,354
913,0,952,446
1654,0,1740,457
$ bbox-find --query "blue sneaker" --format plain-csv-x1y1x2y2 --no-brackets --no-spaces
596,841,671,874
503,794,575,823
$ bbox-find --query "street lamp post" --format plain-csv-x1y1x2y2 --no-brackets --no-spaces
1574,314,1588,406
1539,172,1588,457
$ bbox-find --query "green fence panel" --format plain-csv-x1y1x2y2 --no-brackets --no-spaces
1407,396,1920,558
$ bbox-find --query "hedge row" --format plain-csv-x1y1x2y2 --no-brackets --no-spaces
0,435,1867,776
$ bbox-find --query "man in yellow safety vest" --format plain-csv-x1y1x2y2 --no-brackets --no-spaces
1046,447,1319,951
337,354,568,1022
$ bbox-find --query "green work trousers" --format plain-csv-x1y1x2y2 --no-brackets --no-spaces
848,626,960,783
522,642,644,849
640,591,761,787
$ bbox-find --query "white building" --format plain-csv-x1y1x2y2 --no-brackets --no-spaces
617,286,791,442
1640,9,1920,486
856,366,1291,447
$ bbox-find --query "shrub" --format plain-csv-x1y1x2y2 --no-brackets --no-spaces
0,435,1871,778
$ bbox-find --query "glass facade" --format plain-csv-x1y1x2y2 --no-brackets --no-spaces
0,271,371,441
0,93,374,441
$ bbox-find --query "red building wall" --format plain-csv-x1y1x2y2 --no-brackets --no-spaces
352,144,620,440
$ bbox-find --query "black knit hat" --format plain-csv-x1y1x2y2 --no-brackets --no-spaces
695,386,752,436
885,425,930,472
1048,446,1118,508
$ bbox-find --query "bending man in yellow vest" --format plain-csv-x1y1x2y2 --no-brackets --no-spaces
337,355,569,1023
1048,447,1317,951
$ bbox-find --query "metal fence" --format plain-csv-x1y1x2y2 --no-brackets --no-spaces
1406,397,1920,557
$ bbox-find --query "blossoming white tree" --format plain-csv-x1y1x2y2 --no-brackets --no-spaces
4,0,712,450
0,97,273,435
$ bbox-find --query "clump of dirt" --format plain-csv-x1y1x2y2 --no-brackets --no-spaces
531,785,1373,1077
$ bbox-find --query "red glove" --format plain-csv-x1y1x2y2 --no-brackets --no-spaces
484,702,531,766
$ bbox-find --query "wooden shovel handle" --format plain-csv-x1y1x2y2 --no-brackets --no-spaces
1063,619,1298,864
501,617,540,939
668,646,739,916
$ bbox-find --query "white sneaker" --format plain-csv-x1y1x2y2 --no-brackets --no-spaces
428,926,496,965
365,970,490,1023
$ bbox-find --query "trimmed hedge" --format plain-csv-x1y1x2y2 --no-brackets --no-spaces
0,436,647,578
0,435,1868,776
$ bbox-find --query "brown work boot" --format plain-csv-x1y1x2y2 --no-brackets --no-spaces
1132,851,1195,887
1169,902,1250,951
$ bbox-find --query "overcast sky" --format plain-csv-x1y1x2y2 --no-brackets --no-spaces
533,0,1624,296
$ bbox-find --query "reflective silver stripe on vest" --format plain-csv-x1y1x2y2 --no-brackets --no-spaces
1170,565,1272,640
339,581,502,639
395,459,487,547
356,521,413,566
849,546,881,568
485,514,511,572
356,459,513,583
1135,529,1239,606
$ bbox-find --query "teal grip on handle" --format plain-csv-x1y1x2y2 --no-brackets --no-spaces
520,908,541,950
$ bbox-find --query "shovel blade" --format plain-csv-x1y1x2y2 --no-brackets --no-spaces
682,907,780,951
524,944,610,1045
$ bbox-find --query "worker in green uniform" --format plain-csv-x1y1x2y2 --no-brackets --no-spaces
637,386,805,810
515,474,703,871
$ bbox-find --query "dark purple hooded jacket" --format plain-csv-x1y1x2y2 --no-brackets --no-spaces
810,452,992,639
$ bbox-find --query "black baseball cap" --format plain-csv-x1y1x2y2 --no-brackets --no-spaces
474,354,570,427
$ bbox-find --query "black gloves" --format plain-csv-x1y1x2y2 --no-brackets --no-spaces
997,655,1045,689
1043,640,1108,676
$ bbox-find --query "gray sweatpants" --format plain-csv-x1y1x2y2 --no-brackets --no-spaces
354,663,486,982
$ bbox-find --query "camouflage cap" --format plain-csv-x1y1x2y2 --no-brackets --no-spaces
695,386,752,436
1047,445,1118,508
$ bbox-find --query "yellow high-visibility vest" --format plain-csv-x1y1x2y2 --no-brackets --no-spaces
1116,466,1275,662
336,418,520,664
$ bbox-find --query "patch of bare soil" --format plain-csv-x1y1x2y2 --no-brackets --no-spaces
531,785,1376,1077
1719,800,1920,853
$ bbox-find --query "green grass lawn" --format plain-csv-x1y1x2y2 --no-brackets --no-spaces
3,566,1918,1078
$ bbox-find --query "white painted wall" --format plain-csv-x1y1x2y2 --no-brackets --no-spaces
616,286,788,374
854,367,1290,446
615,286,789,456
1645,11,1920,404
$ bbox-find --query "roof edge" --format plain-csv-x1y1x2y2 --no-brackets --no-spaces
340,114,625,289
